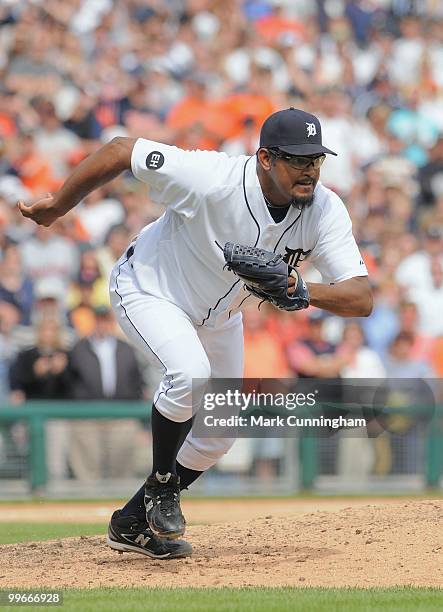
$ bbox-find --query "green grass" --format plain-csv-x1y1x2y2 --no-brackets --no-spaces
0,587,441,612
0,490,442,504
0,522,105,545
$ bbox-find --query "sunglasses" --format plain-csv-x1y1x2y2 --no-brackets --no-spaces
268,149,326,169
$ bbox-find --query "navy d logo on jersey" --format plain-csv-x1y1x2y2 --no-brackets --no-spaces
284,247,312,268
146,151,165,170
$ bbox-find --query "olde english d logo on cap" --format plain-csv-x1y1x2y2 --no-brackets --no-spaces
306,123,317,137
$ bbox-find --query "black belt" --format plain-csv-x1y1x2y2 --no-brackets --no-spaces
126,244,135,259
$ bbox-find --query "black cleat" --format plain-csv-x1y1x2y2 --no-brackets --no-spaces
144,472,186,539
107,510,192,559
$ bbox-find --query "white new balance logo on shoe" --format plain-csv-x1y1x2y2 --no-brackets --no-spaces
135,533,151,547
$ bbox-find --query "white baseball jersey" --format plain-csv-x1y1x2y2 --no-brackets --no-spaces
130,138,367,328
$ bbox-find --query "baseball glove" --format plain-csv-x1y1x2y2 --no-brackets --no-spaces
223,242,310,311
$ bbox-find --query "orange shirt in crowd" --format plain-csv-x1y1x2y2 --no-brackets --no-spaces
218,94,276,139
430,337,443,376
243,328,290,378
409,333,434,362
265,310,309,352
16,152,60,196
360,248,378,277
167,93,276,150
255,14,304,43
0,113,16,137
69,305,97,337
166,96,227,150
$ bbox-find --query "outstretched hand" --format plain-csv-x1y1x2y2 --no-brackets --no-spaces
18,194,61,227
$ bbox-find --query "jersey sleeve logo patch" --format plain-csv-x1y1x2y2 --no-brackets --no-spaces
146,151,165,170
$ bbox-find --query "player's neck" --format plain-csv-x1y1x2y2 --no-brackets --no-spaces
257,169,292,207
263,190,292,207
263,194,291,209
260,188,292,208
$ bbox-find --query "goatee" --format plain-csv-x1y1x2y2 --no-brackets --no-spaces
291,195,314,210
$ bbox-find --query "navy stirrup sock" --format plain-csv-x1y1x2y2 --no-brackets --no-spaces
120,404,200,519
151,405,191,475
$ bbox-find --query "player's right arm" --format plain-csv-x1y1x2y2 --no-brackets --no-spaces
18,137,136,226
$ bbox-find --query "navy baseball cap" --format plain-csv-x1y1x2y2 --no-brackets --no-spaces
260,108,337,156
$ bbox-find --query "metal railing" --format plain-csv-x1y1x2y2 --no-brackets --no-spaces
0,402,149,490
0,401,442,492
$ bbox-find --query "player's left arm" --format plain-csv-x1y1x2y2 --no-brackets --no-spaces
306,276,372,317
306,194,372,317
286,274,372,316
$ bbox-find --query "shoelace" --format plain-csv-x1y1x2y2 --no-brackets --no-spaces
154,485,181,516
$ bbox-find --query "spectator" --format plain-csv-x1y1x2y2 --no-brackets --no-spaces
376,331,432,476
287,310,347,378
67,279,97,338
243,301,290,378
418,135,443,206
20,225,79,291
362,280,400,358
317,87,356,195
0,334,9,402
96,224,131,280
75,188,125,246
32,99,81,180
12,131,60,198
10,278,78,354
396,225,443,294
67,306,144,481
410,257,443,336
166,73,222,150
9,317,70,481
221,116,260,157
384,331,433,378
336,321,385,482
242,301,289,480
388,16,426,88
0,301,29,376
338,321,385,378
64,92,102,142
74,247,109,308
0,301,21,400
10,318,69,400
396,300,434,362
430,337,443,378
0,175,34,245
420,193,443,230
0,242,33,325
265,307,306,353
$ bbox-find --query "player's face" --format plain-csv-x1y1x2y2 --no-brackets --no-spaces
257,148,324,207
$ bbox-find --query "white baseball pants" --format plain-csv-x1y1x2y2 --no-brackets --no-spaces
109,252,244,471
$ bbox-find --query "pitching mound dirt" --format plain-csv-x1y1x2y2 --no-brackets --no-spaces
1,500,441,588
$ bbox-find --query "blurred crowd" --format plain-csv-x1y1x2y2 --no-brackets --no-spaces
2,0,443,415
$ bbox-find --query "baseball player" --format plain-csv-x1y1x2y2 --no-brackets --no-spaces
19,108,372,559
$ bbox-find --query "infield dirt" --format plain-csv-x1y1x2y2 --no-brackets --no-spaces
0,499,441,588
